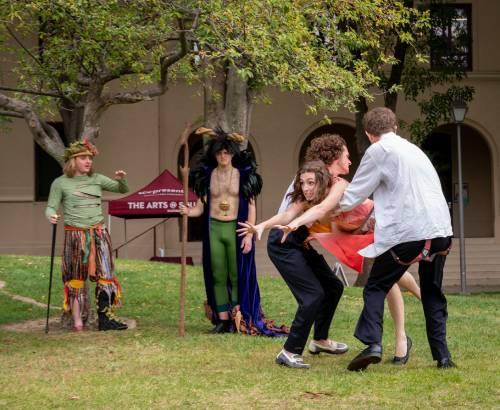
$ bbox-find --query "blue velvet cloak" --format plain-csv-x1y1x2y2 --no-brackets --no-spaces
201,165,287,337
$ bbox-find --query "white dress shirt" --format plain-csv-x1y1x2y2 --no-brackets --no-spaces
339,132,453,258
277,179,295,213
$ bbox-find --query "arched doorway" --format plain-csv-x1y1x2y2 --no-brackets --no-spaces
423,124,493,237
299,123,359,178
177,132,258,241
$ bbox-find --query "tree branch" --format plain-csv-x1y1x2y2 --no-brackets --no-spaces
0,86,62,99
4,24,68,100
4,25,43,71
0,110,23,118
0,93,66,164
102,16,192,104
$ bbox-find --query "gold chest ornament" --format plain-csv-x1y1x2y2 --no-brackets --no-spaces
216,167,234,216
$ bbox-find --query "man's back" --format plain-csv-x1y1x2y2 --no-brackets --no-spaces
344,132,453,257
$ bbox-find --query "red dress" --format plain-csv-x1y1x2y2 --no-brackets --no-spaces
309,199,374,273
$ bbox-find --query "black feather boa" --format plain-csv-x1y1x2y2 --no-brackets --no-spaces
190,150,262,202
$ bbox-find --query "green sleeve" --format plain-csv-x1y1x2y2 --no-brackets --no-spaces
45,178,62,219
97,174,129,194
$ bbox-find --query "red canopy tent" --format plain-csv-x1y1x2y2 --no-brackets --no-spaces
108,169,198,263
108,169,197,219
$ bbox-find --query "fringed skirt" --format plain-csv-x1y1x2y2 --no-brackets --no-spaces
62,224,122,312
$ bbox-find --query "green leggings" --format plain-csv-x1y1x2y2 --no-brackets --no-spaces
209,219,238,312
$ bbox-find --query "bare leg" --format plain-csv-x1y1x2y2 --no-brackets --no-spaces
397,271,421,300
218,311,229,320
387,284,407,357
71,298,83,329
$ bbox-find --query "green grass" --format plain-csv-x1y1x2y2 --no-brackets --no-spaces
0,254,499,409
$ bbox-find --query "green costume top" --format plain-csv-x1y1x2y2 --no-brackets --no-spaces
45,173,129,228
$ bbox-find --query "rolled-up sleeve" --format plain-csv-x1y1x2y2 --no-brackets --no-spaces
340,151,381,211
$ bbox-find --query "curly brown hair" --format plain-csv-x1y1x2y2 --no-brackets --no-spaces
362,107,397,136
305,133,346,166
288,161,332,206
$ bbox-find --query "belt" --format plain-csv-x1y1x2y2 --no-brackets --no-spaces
390,239,452,266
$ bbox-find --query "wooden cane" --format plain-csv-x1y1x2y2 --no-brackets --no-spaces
179,124,191,337
45,223,57,334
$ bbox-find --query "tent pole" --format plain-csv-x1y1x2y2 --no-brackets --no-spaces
124,219,127,259
153,226,157,258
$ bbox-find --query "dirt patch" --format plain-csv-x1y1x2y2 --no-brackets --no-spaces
301,391,335,400
0,279,135,333
0,316,136,333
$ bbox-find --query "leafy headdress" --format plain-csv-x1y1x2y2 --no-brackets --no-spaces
64,138,99,162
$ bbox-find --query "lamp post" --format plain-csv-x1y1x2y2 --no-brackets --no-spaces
450,99,468,294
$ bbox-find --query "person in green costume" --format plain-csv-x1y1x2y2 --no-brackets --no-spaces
180,127,288,336
45,139,129,331
180,128,253,333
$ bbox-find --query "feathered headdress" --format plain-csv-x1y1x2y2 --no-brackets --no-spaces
195,127,246,144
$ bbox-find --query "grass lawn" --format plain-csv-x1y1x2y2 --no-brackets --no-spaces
0,254,499,409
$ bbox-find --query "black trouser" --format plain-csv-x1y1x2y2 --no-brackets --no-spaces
354,236,452,361
267,227,344,355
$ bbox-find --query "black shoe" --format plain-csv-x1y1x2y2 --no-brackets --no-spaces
437,357,457,369
98,308,128,331
97,291,128,331
392,336,412,365
347,344,383,371
211,320,232,334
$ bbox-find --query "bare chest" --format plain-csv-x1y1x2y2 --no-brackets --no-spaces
210,168,240,198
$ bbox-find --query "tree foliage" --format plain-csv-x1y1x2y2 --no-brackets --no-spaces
182,0,428,135
0,0,194,163
346,0,475,150
0,0,448,162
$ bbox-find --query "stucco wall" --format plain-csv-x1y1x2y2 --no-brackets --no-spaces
2,0,500,259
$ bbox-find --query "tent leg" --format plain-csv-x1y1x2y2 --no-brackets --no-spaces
153,226,157,258
124,219,128,259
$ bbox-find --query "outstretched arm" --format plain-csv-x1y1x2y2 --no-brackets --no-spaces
237,201,305,240
284,178,348,232
99,172,129,193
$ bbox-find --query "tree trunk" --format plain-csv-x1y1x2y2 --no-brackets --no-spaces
59,99,84,144
225,65,251,138
81,83,106,142
354,96,370,155
204,62,229,131
204,62,253,147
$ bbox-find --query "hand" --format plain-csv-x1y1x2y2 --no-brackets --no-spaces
237,221,264,240
179,204,190,216
365,217,375,233
114,170,127,180
240,234,253,254
274,223,298,243
49,214,59,225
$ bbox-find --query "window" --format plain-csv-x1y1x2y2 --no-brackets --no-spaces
430,4,472,71
35,122,65,201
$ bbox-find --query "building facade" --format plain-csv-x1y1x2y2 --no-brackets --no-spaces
1,1,499,289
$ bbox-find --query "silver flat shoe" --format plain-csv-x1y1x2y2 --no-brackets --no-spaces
275,350,311,369
308,339,349,355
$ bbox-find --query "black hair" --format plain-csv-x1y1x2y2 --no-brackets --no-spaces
204,127,241,168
